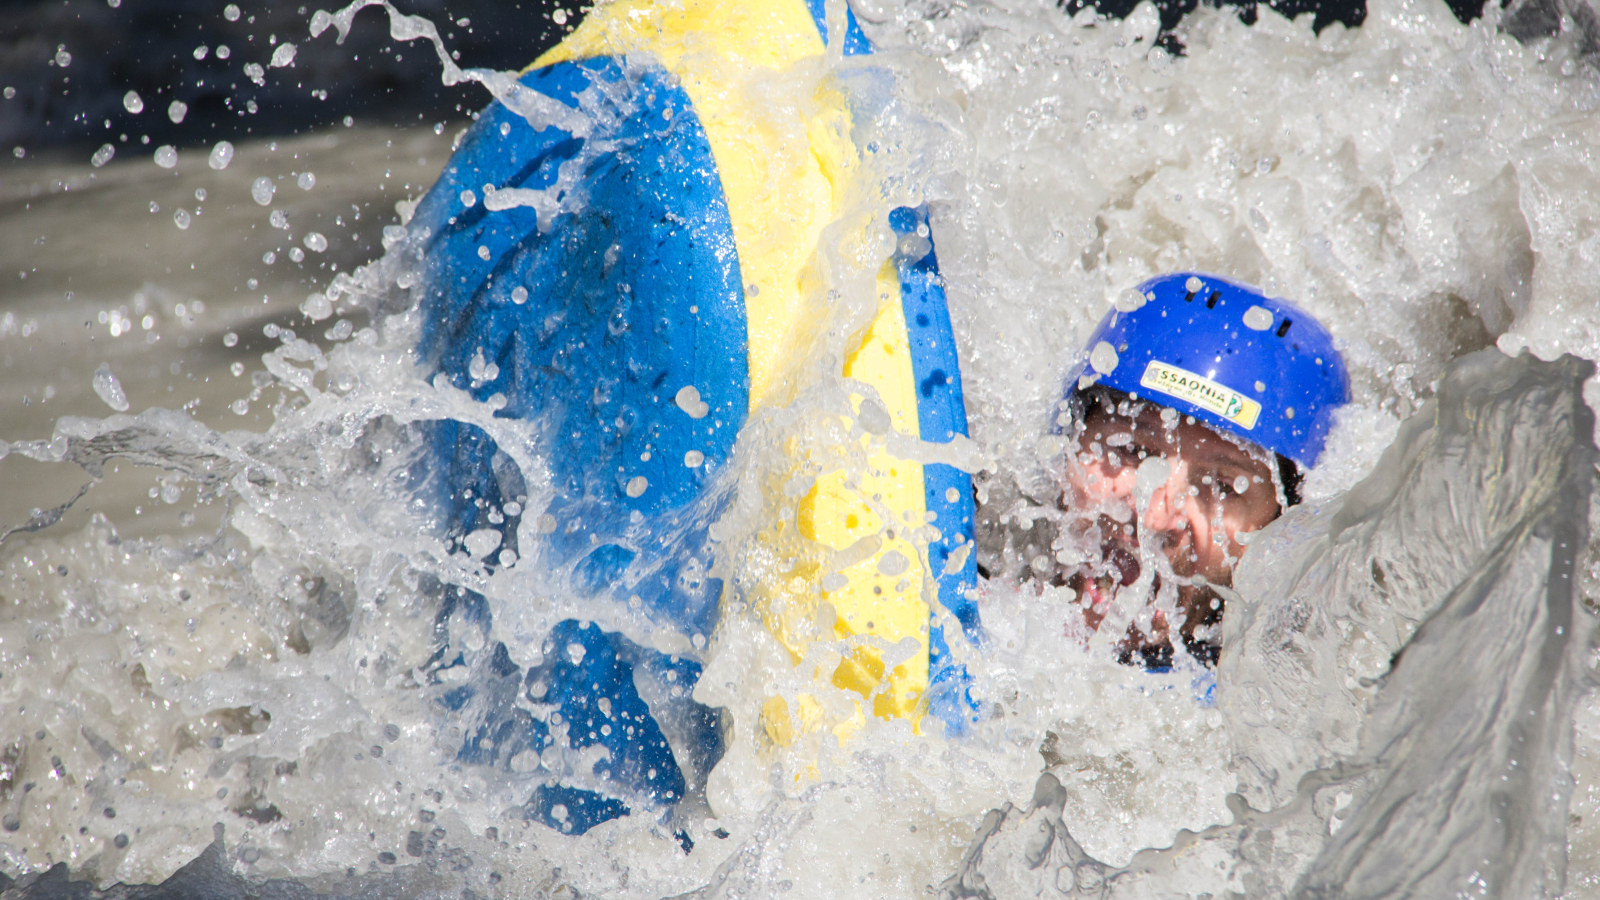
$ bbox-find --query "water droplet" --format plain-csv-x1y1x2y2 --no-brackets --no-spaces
167,100,188,123
460,189,476,208
684,450,704,468
90,144,115,168
1185,275,1205,293
1114,287,1146,312
1089,340,1119,375
1242,305,1274,331
223,3,240,20
301,292,333,321
297,171,315,190
262,252,276,264
194,188,206,201
289,247,305,263
173,208,191,230
230,361,245,376
92,363,129,411
269,43,297,68
122,90,142,113
207,140,234,170
675,385,710,419
269,210,289,229
193,45,209,60
477,245,490,261
56,49,73,68
304,232,328,253
511,286,528,305
464,529,502,558
244,62,265,85
153,145,177,168
625,476,649,498
251,177,275,206
216,45,231,59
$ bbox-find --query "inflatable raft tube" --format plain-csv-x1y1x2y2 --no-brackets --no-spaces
410,0,978,836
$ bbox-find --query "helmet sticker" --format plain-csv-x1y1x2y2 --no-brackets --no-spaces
1139,360,1262,430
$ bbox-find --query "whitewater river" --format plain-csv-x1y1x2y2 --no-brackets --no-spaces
3,0,1600,896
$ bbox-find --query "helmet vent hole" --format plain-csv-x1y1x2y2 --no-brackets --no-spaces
1276,319,1293,338
1205,291,1220,309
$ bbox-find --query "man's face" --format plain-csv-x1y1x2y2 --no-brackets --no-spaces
1059,392,1283,664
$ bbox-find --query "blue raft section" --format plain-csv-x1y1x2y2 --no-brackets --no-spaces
410,9,977,840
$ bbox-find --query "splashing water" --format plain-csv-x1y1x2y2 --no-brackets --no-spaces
3,0,1600,897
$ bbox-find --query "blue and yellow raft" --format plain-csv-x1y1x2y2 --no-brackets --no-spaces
410,0,979,836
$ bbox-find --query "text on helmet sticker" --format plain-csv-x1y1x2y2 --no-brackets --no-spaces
1139,360,1262,430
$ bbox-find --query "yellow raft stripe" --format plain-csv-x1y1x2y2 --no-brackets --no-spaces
533,0,849,410
797,263,930,720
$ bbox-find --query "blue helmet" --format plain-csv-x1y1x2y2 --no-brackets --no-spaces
1073,272,1349,468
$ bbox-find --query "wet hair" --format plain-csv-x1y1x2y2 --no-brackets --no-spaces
1067,384,1302,508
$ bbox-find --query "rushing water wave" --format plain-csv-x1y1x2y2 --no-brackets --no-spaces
3,0,1600,897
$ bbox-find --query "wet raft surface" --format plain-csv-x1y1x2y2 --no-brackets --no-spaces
942,348,1597,899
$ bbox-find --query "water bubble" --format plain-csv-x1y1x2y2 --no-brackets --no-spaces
216,45,231,59
304,232,328,253
269,43,298,68
2,88,13,99
122,90,143,114
231,399,248,415
194,188,206,201
149,201,159,213
154,145,177,168
251,177,275,206
553,8,568,23
683,450,705,468
160,484,181,504
56,48,72,68
90,144,115,168
92,363,129,412
11,147,23,159
208,140,234,170
223,3,240,20
297,171,316,190
262,252,276,264
1185,275,1205,293
193,45,208,60
173,209,191,229
477,245,491,261
167,100,188,123
244,62,265,85
1234,475,1251,495
1089,340,1119,375
289,247,305,262
270,210,289,229
878,550,909,577
511,286,528,305
460,189,477,208
626,476,649,498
